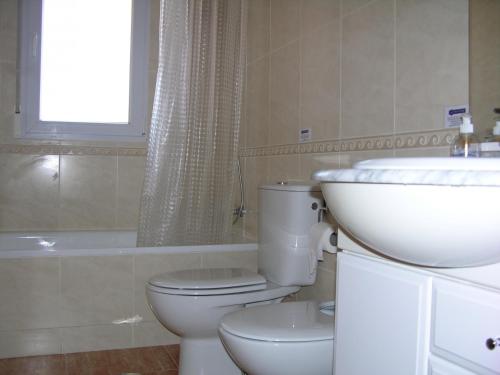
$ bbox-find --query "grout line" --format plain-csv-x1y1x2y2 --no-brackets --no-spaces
338,0,344,149
266,0,272,162
57,154,62,230
58,255,63,354
131,254,136,347
298,0,303,177
392,0,397,157
114,153,119,228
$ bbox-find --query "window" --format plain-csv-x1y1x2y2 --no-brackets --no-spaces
19,0,150,141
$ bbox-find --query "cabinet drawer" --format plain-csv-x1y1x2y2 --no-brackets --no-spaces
429,355,476,375
432,280,500,374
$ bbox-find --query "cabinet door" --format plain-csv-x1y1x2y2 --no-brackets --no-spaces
429,355,476,375
432,279,500,374
334,252,431,375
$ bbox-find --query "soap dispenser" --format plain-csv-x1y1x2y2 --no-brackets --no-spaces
450,115,481,157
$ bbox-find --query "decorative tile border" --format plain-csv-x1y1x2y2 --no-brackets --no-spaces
239,128,457,157
0,143,147,156
0,128,456,157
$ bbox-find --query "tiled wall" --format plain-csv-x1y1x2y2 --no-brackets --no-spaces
469,0,500,136
0,0,159,232
240,0,469,301
0,153,146,231
0,250,257,359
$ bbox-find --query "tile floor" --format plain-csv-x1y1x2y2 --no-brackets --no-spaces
0,345,180,375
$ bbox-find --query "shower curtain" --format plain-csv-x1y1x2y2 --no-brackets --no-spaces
137,0,246,246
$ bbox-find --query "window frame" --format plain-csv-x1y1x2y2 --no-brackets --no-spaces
18,0,150,141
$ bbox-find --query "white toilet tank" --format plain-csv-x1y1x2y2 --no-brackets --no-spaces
258,182,323,286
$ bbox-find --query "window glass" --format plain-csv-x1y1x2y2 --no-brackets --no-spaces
39,0,132,124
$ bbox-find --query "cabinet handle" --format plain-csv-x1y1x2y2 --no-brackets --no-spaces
486,337,500,350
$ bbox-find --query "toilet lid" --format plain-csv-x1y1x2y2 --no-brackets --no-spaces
148,268,266,291
219,301,334,342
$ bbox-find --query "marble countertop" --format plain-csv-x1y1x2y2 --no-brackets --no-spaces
313,157,500,187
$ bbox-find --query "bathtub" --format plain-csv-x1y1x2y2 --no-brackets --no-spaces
0,231,257,358
0,230,257,258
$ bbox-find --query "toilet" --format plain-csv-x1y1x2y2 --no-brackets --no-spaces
219,300,335,375
146,183,329,375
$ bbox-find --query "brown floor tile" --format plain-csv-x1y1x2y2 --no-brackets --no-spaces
105,349,130,368
164,345,180,367
0,345,180,375
146,346,177,370
65,352,90,372
86,350,111,368
3,354,65,373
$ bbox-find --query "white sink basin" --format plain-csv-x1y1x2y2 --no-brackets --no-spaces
313,158,500,267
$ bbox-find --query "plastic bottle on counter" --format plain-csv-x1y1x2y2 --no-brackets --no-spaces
480,121,500,157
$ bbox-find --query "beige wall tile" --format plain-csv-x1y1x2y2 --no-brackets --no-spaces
342,0,378,16
132,321,180,347
247,0,270,63
339,149,394,168
297,268,336,301
229,221,248,243
243,156,269,212
0,328,61,359
243,211,259,240
468,0,499,136
149,0,161,67
0,31,16,63
60,324,132,353
299,152,339,181
0,0,17,33
394,146,449,157
60,256,134,326
301,21,341,142
341,0,395,138
0,154,60,231
318,252,337,273
266,154,300,182
301,0,340,35
396,0,468,133
201,251,258,272
59,155,117,230
116,156,146,229
0,62,16,139
134,253,202,321
269,42,300,145
0,258,60,330
270,0,300,50
246,58,270,147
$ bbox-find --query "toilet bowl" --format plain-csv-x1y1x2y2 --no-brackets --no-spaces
146,183,331,375
218,300,335,375
146,268,299,375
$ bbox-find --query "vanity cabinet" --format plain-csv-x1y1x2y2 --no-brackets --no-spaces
334,251,500,375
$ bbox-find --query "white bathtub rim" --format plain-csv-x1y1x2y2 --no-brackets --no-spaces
0,243,258,259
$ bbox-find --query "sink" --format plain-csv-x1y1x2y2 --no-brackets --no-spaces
313,158,500,267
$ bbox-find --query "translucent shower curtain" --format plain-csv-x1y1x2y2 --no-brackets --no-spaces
137,0,246,246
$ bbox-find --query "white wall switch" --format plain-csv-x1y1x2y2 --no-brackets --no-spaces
299,128,312,143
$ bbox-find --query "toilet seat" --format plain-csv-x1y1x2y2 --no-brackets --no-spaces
148,268,267,296
219,300,334,342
